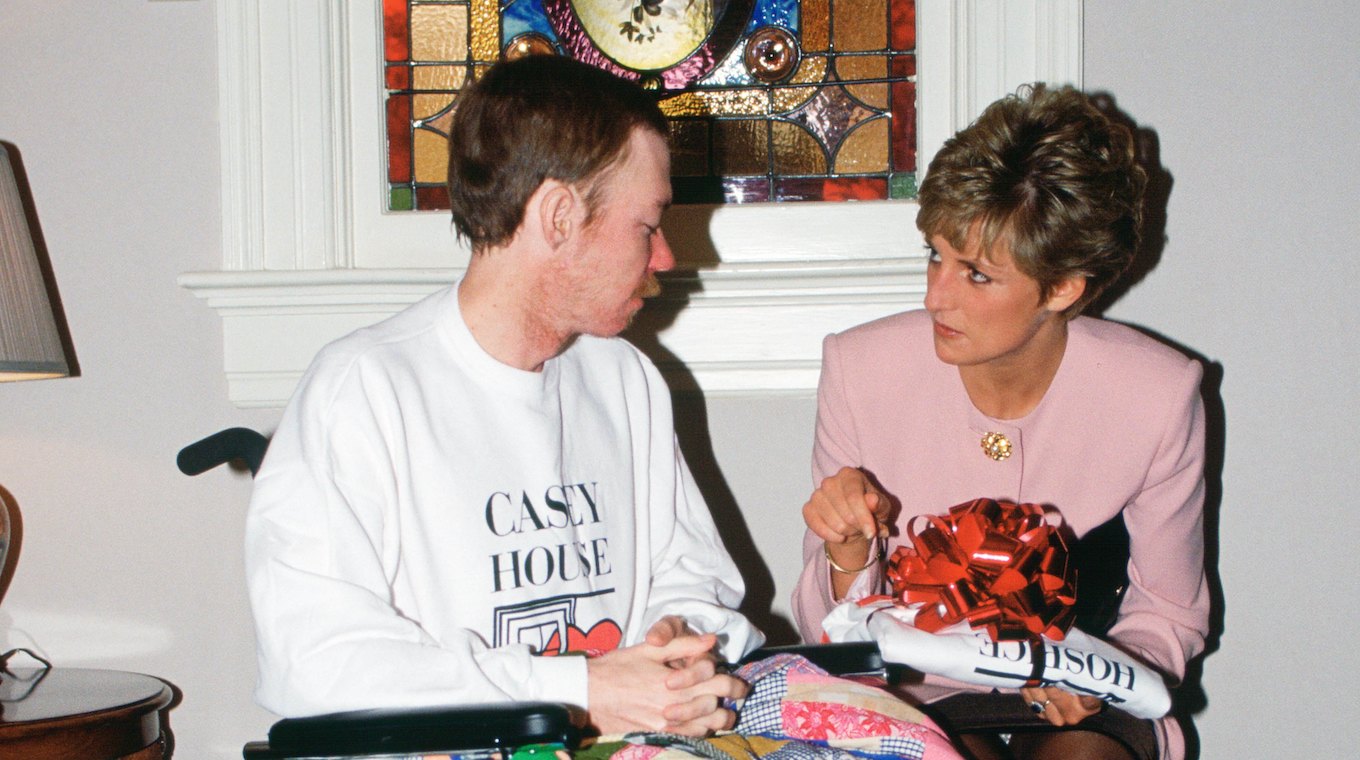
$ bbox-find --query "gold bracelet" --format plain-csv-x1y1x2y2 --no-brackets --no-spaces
824,537,885,574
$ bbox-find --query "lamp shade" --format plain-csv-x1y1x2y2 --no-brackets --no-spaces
0,148,69,381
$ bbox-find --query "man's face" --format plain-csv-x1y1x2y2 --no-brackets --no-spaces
557,128,675,338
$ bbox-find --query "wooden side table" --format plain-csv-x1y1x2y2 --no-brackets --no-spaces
0,667,173,759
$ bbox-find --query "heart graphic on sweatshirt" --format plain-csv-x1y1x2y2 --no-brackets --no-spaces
541,620,622,656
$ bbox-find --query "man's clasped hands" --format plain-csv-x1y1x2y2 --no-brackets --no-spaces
586,615,751,737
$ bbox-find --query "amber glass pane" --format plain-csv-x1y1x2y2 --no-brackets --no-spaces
771,58,829,113
669,120,712,177
424,109,456,137
693,89,771,118
838,55,888,109
659,92,711,119
802,0,831,53
414,129,450,183
834,117,889,173
411,4,469,62
470,0,498,61
772,122,827,175
714,120,771,175
413,93,453,120
413,65,467,91
834,0,887,52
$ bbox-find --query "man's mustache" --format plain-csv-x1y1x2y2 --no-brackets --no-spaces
635,273,662,299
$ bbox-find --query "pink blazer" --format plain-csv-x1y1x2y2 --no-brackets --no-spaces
792,309,1209,760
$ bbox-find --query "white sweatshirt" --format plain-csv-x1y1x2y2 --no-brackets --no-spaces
245,284,763,717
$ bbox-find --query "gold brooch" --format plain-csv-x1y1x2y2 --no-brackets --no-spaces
980,432,1012,461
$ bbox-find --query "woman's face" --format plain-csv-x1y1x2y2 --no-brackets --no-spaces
922,232,1074,371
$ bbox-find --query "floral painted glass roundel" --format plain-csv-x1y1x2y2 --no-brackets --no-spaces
573,0,726,71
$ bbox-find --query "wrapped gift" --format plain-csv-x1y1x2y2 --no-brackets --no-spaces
822,598,1171,720
823,499,1170,720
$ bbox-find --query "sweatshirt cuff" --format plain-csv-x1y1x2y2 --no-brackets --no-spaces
525,653,590,709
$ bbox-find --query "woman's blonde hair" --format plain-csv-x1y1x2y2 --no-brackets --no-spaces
916,83,1146,316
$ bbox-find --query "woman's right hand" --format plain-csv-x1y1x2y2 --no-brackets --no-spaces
803,466,893,562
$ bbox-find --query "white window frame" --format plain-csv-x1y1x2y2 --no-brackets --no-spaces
182,0,1082,407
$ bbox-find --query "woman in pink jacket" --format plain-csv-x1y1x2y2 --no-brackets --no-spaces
792,84,1209,760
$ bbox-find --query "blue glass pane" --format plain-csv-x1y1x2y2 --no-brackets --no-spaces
749,0,799,32
502,0,555,43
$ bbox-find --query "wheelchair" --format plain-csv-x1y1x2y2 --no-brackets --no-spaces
180,428,1149,759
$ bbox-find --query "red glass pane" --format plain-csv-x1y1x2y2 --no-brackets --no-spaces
816,177,888,202
387,95,413,183
383,0,410,62
416,185,451,210
386,64,411,90
891,0,916,50
892,52,916,78
890,74,916,172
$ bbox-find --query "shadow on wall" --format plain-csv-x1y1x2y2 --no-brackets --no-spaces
1087,92,1225,760
1119,328,1226,760
670,391,802,646
624,299,804,646
1084,94,1173,319
622,204,803,646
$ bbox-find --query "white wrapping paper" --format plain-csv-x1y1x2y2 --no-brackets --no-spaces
822,598,1171,720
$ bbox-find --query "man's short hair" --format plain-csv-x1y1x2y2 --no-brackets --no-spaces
916,83,1146,316
447,55,669,251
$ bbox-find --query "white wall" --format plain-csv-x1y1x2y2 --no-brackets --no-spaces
1081,2,1360,755
0,1,1354,757
0,2,279,755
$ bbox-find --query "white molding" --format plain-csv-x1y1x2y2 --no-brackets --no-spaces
916,0,1083,167
181,260,926,406
189,0,1082,407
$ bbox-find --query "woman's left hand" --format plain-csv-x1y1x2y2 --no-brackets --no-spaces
1019,685,1104,726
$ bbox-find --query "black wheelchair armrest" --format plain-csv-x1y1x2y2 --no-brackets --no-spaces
244,701,579,759
740,641,885,677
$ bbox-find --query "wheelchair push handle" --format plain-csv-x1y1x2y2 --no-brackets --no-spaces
177,427,270,477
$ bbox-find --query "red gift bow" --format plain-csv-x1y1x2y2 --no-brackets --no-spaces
885,498,1077,642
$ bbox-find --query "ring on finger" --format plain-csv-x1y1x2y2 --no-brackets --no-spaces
1028,698,1051,715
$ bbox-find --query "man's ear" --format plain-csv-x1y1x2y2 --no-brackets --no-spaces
531,180,579,250
1044,274,1087,314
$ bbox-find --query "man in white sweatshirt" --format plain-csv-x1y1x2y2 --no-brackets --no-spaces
245,55,763,738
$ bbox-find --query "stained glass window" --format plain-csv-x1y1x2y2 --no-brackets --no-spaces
383,0,916,209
